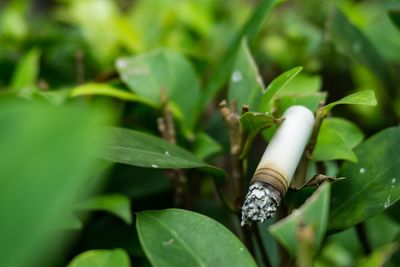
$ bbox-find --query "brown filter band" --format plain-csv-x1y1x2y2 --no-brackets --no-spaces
251,166,288,196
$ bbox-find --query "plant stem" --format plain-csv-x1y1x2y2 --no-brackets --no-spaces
253,224,272,267
219,100,257,253
157,89,189,207
219,100,244,211
241,221,255,257
355,222,372,254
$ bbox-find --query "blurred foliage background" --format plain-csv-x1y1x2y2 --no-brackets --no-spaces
1,0,400,266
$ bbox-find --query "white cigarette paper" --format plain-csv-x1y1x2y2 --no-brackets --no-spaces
257,105,315,184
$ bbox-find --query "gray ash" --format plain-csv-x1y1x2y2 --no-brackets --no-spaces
241,182,281,226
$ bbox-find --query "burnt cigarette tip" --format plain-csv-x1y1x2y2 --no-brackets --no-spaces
241,182,281,226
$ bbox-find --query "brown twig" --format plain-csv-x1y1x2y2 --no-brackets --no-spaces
157,88,188,207
219,99,256,254
219,100,244,210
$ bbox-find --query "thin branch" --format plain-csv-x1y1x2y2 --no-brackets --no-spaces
219,99,257,253
157,88,189,207
219,100,245,210
241,219,255,257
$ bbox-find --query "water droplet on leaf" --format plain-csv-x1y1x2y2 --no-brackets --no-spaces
231,71,242,82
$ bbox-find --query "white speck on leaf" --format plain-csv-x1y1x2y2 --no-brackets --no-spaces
116,59,128,69
359,168,365,174
165,151,170,155
239,247,244,252
231,71,243,82
392,178,396,184
151,164,158,168
163,238,174,246
384,196,391,209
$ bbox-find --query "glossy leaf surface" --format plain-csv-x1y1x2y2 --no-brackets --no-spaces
258,66,303,112
97,127,225,180
322,90,377,115
329,127,400,231
313,117,363,162
228,38,264,111
270,183,330,256
137,209,257,267
116,49,201,133
67,249,131,267
78,194,132,224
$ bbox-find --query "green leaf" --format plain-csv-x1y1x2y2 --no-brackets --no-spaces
11,48,41,91
329,8,395,91
313,128,357,162
322,90,377,115
389,9,400,31
67,249,131,267
276,92,327,113
258,66,303,112
269,183,331,256
193,132,223,160
78,194,132,224
278,73,322,95
239,112,280,158
200,0,278,112
313,117,364,162
70,83,155,107
321,118,364,149
58,214,82,230
355,243,397,267
0,98,110,267
97,127,226,181
328,127,400,231
136,209,257,267
107,166,171,199
228,38,264,111
116,49,201,134
38,89,71,106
